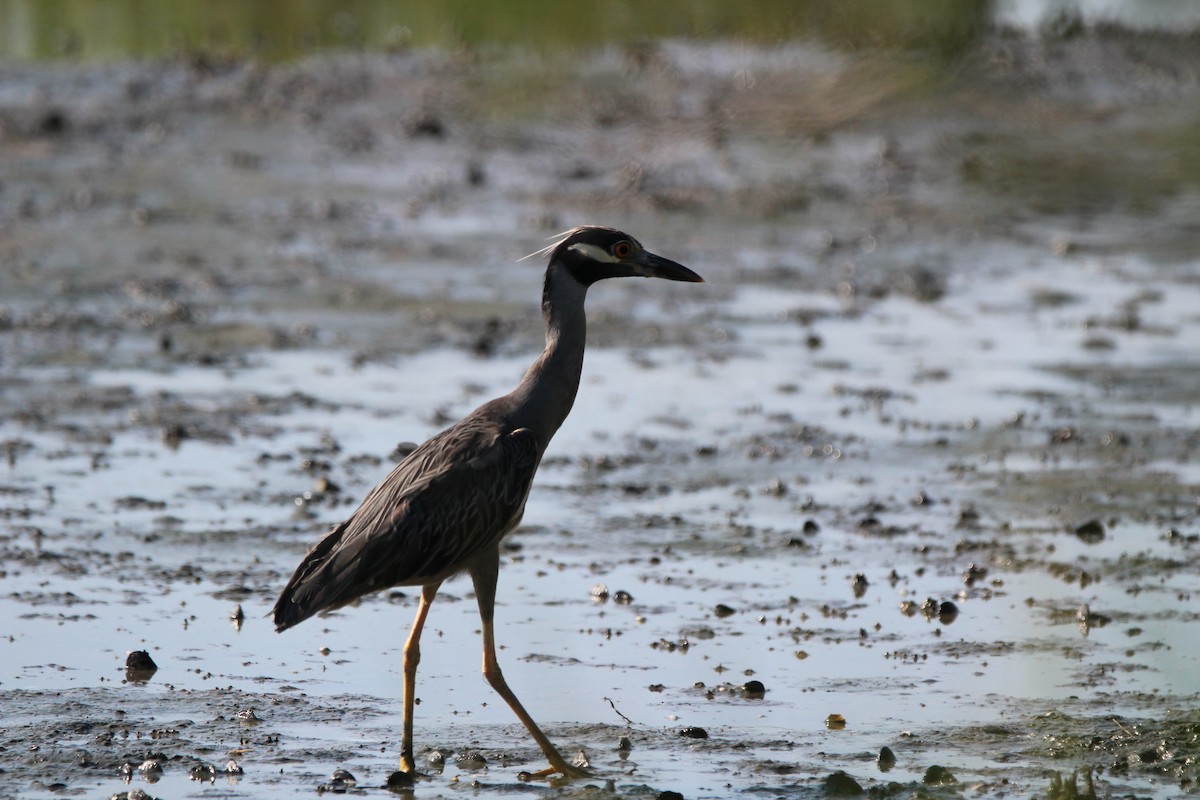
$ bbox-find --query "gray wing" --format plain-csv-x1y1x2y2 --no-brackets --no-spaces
273,421,540,631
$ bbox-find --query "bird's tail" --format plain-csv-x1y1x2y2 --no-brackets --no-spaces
272,522,351,632
272,582,317,632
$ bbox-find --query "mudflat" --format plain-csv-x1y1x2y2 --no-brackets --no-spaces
2,29,1199,799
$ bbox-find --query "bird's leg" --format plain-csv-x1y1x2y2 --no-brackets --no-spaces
480,620,591,780
470,553,590,780
399,582,441,774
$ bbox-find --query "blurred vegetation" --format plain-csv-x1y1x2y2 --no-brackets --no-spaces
961,123,1200,216
0,0,991,62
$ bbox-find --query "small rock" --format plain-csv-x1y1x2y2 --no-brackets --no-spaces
466,160,487,187
1074,519,1105,544
386,771,414,789
455,751,488,770
679,726,708,739
1077,604,1111,632
116,789,156,800
313,476,341,496
962,563,987,586
713,604,736,618
390,441,419,461
741,680,766,699
330,769,356,786
877,746,896,771
125,650,158,682
956,507,981,527
1136,746,1161,763
1050,426,1076,444
160,424,187,448
189,763,216,782
408,114,446,138
923,765,957,785
823,770,864,795
320,768,358,793
920,598,940,620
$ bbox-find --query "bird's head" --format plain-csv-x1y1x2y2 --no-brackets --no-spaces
534,226,703,286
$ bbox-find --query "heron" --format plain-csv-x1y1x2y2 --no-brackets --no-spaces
272,225,703,782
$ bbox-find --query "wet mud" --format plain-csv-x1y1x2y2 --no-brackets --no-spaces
3,27,1200,799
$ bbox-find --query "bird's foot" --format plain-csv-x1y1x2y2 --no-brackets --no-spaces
398,749,421,773
517,758,592,782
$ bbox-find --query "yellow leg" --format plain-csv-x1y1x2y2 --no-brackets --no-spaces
471,551,591,780
399,582,441,774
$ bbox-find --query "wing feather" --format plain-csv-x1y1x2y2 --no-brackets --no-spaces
273,420,539,631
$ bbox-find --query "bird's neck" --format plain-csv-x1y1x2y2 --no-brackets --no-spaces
507,267,589,447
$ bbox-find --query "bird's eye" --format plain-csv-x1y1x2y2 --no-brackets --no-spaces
611,240,633,259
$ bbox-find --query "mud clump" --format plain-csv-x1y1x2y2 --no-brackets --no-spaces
823,770,864,795
124,650,158,682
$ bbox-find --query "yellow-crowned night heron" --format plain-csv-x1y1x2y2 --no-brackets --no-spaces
273,225,702,781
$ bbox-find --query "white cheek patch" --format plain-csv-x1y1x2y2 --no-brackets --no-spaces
567,242,620,263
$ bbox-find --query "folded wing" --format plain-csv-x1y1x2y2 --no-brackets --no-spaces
273,421,539,631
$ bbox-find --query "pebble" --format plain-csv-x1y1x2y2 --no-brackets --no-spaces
823,770,863,795
741,680,766,699
386,771,414,789
189,763,216,782
1075,519,1106,543
124,650,158,681
924,765,957,785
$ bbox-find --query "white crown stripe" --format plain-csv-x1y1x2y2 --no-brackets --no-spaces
566,242,620,263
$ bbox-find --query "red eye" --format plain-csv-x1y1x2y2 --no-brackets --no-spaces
612,241,632,259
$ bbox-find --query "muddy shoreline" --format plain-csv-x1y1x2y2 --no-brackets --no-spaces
3,29,1200,799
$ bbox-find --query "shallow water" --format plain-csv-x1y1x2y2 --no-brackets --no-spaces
3,27,1200,800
